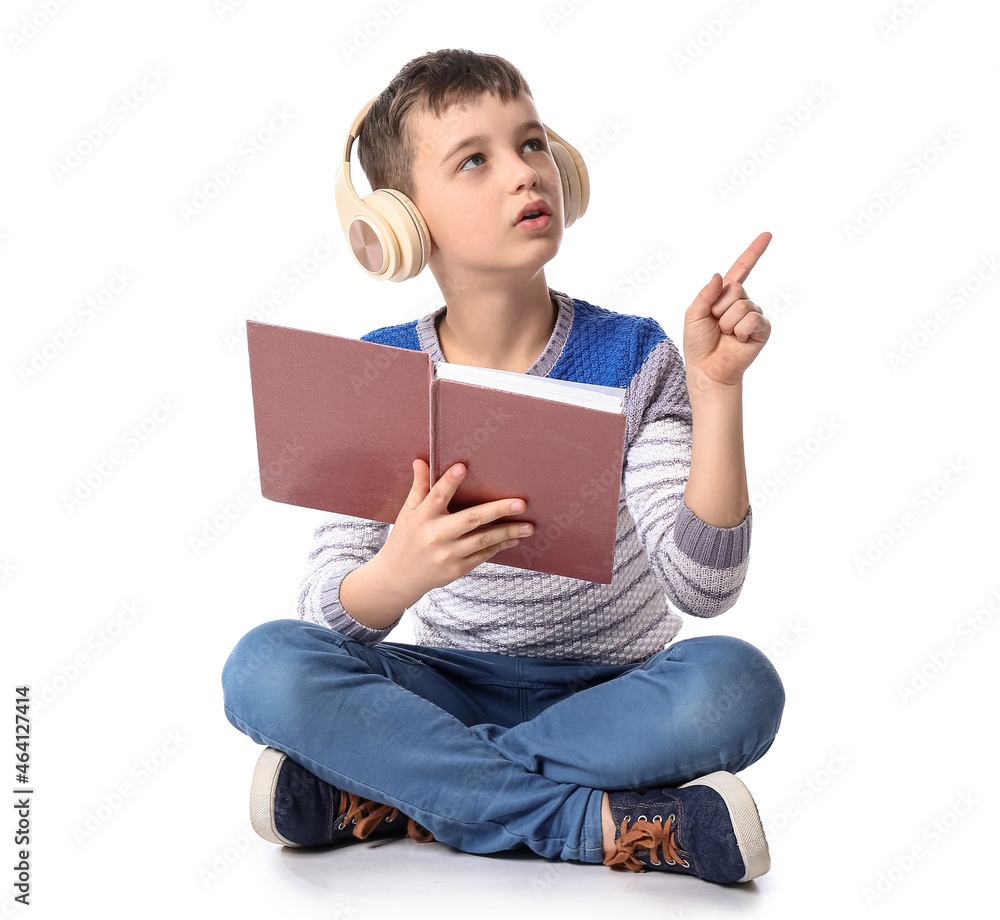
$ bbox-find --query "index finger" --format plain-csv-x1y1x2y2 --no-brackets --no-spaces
428,461,468,505
723,231,772,285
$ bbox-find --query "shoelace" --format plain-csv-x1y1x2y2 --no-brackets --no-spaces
603,814,690,873
336,790,435,843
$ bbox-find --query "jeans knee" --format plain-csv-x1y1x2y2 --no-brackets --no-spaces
221,619,308,707
673,635,785,745
716,636,784,711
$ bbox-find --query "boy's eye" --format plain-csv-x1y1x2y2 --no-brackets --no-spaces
459,153,486,171
523,137,546,153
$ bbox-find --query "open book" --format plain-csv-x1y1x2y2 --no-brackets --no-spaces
246,319,627,583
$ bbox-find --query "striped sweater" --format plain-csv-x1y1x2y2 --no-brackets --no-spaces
296,288,752,665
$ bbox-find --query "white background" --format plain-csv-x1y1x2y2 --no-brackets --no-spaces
2,0,997,917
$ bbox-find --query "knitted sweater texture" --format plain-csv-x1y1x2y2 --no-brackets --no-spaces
296,288,752,665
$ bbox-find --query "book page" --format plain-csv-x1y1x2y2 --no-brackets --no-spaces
431,361,624,413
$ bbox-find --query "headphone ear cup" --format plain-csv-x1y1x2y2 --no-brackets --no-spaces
548,139,589,228
351,189,431,282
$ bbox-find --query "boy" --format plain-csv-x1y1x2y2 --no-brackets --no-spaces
223,48,784,884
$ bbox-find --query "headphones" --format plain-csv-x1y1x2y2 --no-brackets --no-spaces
334,95,590,282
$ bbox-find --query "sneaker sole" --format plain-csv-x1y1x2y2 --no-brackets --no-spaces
681,771,770,883
249,746,302,847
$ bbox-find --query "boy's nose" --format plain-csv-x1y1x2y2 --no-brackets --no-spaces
510,160,540,193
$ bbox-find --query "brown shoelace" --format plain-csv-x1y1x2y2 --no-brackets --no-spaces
603,814,690,873
336,790,435,843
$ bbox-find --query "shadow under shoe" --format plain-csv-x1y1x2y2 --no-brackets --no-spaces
603,771,770,884
250,746,434,848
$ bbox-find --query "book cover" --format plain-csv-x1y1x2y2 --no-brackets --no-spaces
246,319,627,583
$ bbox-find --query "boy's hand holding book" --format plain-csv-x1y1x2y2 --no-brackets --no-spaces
340,459,534,629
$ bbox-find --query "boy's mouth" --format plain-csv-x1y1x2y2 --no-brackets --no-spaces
515,200,551,225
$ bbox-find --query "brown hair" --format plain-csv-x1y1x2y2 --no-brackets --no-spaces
356,49,532,200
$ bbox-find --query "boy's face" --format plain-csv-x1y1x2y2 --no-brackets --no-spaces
407,92,564,284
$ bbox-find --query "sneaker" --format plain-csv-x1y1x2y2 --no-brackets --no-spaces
603,771,769,883
249,746,433,847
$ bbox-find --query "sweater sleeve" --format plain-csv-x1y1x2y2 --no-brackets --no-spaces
621,329,752,618
296,514,401,643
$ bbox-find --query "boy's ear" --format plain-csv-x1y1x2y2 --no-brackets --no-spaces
334,96,590,282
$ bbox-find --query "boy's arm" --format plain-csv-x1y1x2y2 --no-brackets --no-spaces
621,233,771,617
622,336,751,618
682,233,772,528
683,376,748,529
297,515,401,643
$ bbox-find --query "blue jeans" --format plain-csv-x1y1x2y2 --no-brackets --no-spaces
221,620,784,864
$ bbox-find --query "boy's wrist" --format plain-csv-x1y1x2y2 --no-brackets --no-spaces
340,557,416,630
686,368,743,406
